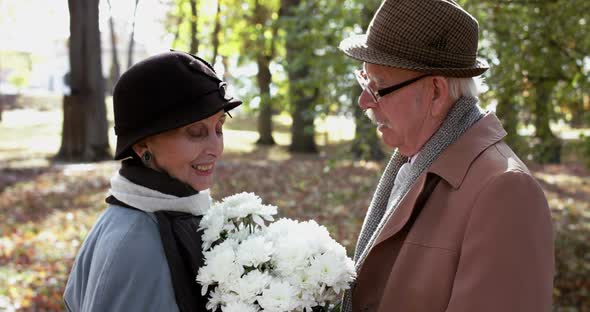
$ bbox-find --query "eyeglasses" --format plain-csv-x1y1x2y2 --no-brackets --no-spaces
354,69,431,103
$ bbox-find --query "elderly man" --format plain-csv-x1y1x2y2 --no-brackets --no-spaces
338,0,554,311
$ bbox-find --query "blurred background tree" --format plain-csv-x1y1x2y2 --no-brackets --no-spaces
106,0,121,93
57,0,110,162
461,0,590,164
349,0,385,161
0,0,586,164
127,0,141,68
224,0,282,146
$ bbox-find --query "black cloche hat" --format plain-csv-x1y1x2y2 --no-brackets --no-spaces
112,50,242,160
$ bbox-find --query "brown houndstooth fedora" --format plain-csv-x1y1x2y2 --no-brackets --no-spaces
339,0,489,77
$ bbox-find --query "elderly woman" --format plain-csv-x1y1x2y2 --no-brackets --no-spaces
64,50,241,311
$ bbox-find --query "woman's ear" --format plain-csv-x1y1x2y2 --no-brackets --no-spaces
430,76,450,118
132,140,149,159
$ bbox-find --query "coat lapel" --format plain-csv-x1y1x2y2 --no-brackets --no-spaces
365,113,508,256
373,172,428,247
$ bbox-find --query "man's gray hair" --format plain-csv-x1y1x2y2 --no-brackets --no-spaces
447,77,480,100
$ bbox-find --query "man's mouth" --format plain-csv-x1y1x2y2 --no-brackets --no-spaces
366,109,388,128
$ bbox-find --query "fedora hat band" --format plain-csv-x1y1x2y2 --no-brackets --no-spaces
367,31,478,69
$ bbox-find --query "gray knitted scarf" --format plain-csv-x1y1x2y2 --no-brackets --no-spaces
341,96,485,312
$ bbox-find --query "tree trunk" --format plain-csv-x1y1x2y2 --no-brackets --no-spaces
0,56,2,121
289,86,318,153
256,54,275,145
127,0,140,68
211,0,222,64
254,0,275,145
532,78,561,164
0,56,3,121
58,0,111,162
351,1,385,160
60,95,86,159
486,7,528,156
495,82,524,154
106,0,120,94
569,88,587,128
171,14,182,49
189,0,199,54
222,56,230,81
496,97,520,146
282,0,317,153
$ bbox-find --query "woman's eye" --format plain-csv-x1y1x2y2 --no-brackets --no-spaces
188,128,206,138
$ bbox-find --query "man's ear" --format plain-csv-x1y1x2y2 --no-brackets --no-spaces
430,76,450,118
132,140,149,158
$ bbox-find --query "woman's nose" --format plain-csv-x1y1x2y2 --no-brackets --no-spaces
205,132,224,158
358,89,377,110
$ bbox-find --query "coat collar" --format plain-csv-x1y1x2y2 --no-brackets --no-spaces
372,112,506,248
427,112,507,189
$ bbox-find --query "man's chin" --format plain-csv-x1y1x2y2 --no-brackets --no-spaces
379,128,399,148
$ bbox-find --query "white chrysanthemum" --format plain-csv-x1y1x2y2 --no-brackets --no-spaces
272,237,312,275
294,289,318,312
227,223,254,242
228,270,272,303
197,192,357,312
255,204,278,223
220,192,262,207
200,194,278,249
200,211,226,250
219,192,262,219
314,287,340,308
206,286,233,311
258,279,299,312
265,218,300,239
217,192,277,225
196,265,214,296
265,219,334,259
298,220,335,253
236,236,274,267
285,269,319,311
309,249,356,294
286,267,320,295
197,239,243,295
226,204,277,226
222,301,260,312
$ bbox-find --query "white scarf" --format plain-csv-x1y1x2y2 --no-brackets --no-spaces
108,172,211,216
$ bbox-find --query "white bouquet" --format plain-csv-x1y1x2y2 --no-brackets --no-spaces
196,192,356,312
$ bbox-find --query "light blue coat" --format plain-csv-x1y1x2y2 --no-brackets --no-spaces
64,205,180,312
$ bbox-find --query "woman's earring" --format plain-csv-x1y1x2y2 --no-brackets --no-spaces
142,151,152,164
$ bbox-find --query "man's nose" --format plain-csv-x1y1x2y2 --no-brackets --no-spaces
358,89,377,110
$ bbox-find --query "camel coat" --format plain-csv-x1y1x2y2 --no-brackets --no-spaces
352,114,555,312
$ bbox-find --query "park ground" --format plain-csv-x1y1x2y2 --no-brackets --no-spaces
0,96,588,311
